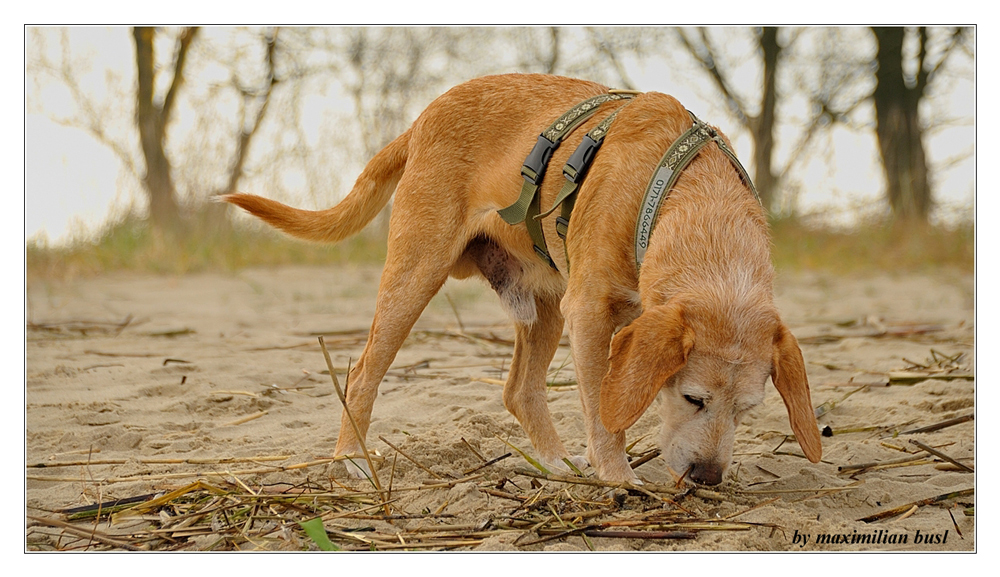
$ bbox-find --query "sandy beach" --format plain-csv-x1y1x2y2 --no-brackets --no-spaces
25,264,975,551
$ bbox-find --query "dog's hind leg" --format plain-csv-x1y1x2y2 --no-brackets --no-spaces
502,293,586,474
333,219,458,479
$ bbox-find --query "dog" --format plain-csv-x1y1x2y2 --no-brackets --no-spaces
223,74,822,485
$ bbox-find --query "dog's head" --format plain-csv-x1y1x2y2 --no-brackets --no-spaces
599,297,822,485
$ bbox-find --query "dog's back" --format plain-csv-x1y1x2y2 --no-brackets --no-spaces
223,74,610,249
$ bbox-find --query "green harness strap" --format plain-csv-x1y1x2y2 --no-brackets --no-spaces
500,98,758,275
535,104,629,272
634,111,761,270
498,92,635,270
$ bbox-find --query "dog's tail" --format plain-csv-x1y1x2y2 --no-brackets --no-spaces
220,129,410,243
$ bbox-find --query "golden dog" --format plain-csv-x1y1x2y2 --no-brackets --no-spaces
223,74,822,485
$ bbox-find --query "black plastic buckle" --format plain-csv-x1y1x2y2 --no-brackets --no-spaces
533,245,557,269
555,216,570,240
563,134,602,183
521,135,558,185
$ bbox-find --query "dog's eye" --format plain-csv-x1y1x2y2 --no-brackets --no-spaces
683,395,706,410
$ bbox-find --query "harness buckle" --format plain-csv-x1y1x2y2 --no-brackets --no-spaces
555,216,570,240
562,134,602,184
533,245,557,268
521,135,559,185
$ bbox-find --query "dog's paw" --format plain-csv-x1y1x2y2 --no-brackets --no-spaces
609,469,643,485
600,469,643,486
588,455,642,485
540,454,592,477
343,457,373,480
586,447,642,485
565,454,591,472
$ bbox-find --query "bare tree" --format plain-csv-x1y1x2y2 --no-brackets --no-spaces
133,27,198,233
781,27,972,222
27,27,280,237
220,31,279,198
674,26,974,223
871,26,970,223
675,27,783,212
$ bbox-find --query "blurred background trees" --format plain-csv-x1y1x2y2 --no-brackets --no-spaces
28,26,281,238
132,27,197,234
871,27,972,223
26,26,974,242
676,27,783,212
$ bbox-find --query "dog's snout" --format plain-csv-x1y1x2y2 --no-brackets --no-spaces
689,462,724,485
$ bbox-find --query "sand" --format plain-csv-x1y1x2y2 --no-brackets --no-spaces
25,264,975,551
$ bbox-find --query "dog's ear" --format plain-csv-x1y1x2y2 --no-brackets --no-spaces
771,323,823,463
600,300,694,434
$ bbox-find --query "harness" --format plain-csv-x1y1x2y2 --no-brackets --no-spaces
634,111,761,270
497,91,637,270
498,92,761,273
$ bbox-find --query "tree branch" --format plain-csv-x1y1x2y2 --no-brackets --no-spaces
674,28,749,127
223,28,279,195
37,30,141,179
161,27,200,128
586,27,635,90
924,27,969,88
914,27,930,98
546,27,560,74
133,26,164,158
777,92,867,183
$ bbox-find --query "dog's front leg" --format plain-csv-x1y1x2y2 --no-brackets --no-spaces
562,292,642,484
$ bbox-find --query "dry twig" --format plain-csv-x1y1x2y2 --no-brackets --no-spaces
858,488,974,523
899,414,974,435
908,440,973,472
318,337,389,515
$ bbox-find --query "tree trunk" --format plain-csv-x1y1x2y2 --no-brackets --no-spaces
752,27,779,212
675,27,782,214
133,27,180,234
133,27,198,235
872,27,931,222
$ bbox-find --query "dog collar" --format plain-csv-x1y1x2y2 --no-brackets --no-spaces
634,112,761,270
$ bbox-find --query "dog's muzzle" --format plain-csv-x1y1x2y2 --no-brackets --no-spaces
689,461,725,485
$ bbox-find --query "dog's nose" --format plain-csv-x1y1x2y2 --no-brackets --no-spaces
689,462,724,485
